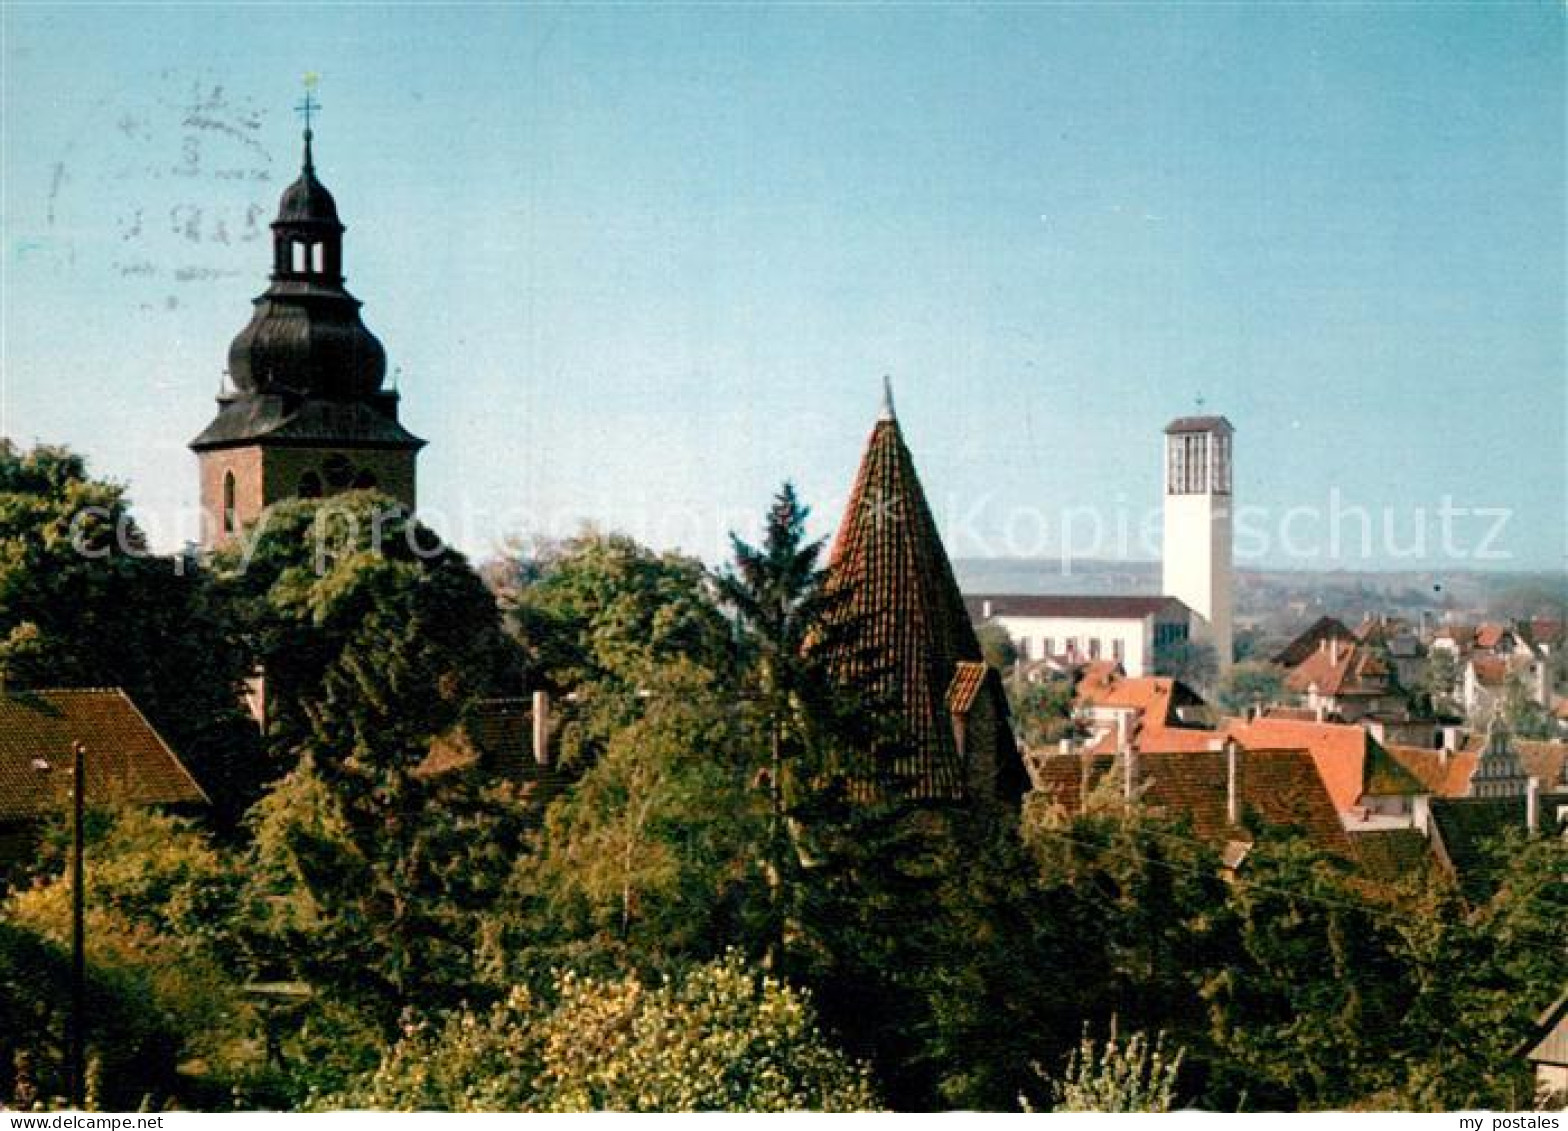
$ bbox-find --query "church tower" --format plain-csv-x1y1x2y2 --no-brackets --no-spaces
1162,415,1234,673
190,106,424,549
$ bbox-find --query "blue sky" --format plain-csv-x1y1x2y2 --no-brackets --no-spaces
2,3,1562,569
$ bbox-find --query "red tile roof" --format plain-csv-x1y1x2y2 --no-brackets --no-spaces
1384,744,1478,798
415,697,573,824
1273,616,1356,667
1473,623,1510,650
1527,618,1564,647
1226,716,1423,812
821,413,1023,802
1469,656,1510,688
1032,747,1348,853
1284,641,1392,698
1515,739,1568,787
0,689,206,821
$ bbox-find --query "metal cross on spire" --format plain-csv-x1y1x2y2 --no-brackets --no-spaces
295,74,321,170
295,73,321,131
1194,390,1207,412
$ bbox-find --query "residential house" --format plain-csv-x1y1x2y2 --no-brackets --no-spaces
1071,662,1214,754
1030,744,1351,867
1272,616,1357,669
0,688,207,865
1283,638,1408,723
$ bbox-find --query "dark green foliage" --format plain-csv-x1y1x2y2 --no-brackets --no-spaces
500,530,734,694
214,493,523,761
0,441,262,819
1008,678,1074,750
975,623,1018,672
1216,661,1288,715
1154,639,1220,689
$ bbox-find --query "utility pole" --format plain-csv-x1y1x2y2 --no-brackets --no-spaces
69,740,85,1109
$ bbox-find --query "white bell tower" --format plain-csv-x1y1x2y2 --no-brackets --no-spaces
1162,415,1234,672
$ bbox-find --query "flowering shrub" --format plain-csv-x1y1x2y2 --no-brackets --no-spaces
318,951,878,1111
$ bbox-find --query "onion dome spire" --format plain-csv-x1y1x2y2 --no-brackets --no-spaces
223,90,386,399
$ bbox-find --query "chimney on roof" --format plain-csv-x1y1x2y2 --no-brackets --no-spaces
1314,702,1326,724
532,689,551,768
1526,776,1541,836
1225,738,1241,826
982,599,993,619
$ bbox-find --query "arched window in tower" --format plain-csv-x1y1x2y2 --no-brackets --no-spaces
222,471,237,533
352,470,379,490
311,243,325,273
298,471,323,499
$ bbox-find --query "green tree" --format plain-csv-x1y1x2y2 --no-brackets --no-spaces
1419,648,1461,716
226,496,528,1054
214,492,521,761
713,483,878,966
1197,834,1410,1109
3,808,249,1109
500,530,733,696
1500,673,1554,739
976,623,1018,672
1007,678,1074,751
1216,661,1286,716
501,660,765,975
1153,640,1219,690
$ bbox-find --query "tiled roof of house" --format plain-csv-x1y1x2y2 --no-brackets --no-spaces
1526,618,1564,648
1074,667,1216,753
1469,656,1510,688
1226,716,1424,812
965,594,1185,621
1273,617,1356,667
415,697,572,823
1473,623,1511,650
1284,641,1393,699
1516,740,1568,788
1384,744,1478,798
820,407,1022,802
0,689,207,821
1032,747,1348,853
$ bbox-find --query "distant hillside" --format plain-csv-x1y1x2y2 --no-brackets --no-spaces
953,559,1567,623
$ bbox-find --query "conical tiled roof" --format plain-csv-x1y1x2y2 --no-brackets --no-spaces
819,398,1022,802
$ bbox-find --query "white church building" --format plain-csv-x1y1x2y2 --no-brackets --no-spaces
968,414,1235,679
